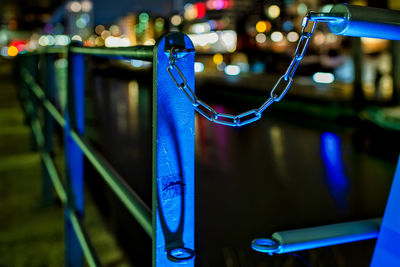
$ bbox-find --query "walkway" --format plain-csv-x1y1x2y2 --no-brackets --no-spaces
0,60,128,266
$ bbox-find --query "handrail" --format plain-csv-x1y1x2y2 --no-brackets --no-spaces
20,45,154,61
69,131,152,235
19,32,196,266
22,68,152,236
70,45,154,61
25,98,99,266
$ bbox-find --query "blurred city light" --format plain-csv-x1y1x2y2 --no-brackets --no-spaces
221,30,237,52
81,0,93,12
131,59,144,68
171,15,183,26
143,39,155,45
55,35,70,46
256,21,268,33
139,13,149,23
154,18,165,32
68,1,82,13
255,33,267,43
191,23,211,34
206,0,232,10
110,25,120,36
194,3,206,19
195,62,204,73
1,47,9,57
95,25,105,35
71,35,82,41
326,33,338,43
283,21,293,31
213,53,223,65
217,62,226,71
224,65,240,76
184,4,197,20
270,31,283,42
287,32,299,42
7,46,18,57
267,5,280,19
189,32,218,47
321,4,333,13
313,72,335,84
105,36,130,47
95,37,104,46
38,35,50,46
297,3,308,16
313,31,326,46
101,30,111,39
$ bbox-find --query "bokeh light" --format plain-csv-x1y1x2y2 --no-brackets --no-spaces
95,25,105,35
256,21,267,33
268,5,280,19
81,0,93,12
297,3,308,16
270,31,283,42
171,15,183,26
213,53,223,65
224,65,240,76
255,33,267,44
69,1,82,13
287,32,299,42
7,46,18,57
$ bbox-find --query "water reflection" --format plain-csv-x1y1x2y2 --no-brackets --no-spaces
269,126,288,182
89,74,396,266
320,132,350,210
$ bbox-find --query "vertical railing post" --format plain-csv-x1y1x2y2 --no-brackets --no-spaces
371,155,400,266
26,55,40,150
152,32,196,266
65,42,85,267
40,53,56,205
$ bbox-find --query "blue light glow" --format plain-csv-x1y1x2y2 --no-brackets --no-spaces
313,72,335,84
283,21,293,31
321,132,349,210
131,59,144,68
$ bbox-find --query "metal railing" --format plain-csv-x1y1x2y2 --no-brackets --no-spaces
18,32,196,267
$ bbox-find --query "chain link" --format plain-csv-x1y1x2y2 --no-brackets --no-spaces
167,13,320,127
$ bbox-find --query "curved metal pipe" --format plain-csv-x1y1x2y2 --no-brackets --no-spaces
252,218,381,254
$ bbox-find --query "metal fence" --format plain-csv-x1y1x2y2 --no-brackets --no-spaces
17,32,195,267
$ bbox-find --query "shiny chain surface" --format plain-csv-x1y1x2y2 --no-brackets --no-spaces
167,13,324,127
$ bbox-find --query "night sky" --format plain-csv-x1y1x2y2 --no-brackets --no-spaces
93,0,186,24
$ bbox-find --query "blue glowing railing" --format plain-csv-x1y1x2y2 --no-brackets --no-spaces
18,32,195,267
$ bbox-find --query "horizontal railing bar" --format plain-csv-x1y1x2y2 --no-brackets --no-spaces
27,101,102,267
69,131,153,236
69,210,102,267
69,45,154,61
22,68,153,235
21,69,66,128
252,218,381,254
41,151,67,204
23,97,67,203
20,47,66,56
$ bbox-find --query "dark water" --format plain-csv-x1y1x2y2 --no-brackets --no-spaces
86,66,398,266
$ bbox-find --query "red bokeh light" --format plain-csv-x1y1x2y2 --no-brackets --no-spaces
195,3,206,19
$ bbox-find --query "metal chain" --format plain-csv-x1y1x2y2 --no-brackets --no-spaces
167,13,323,127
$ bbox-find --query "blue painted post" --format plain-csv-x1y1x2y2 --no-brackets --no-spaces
371,155,400,266
65,43,85,267
152,33,195,266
